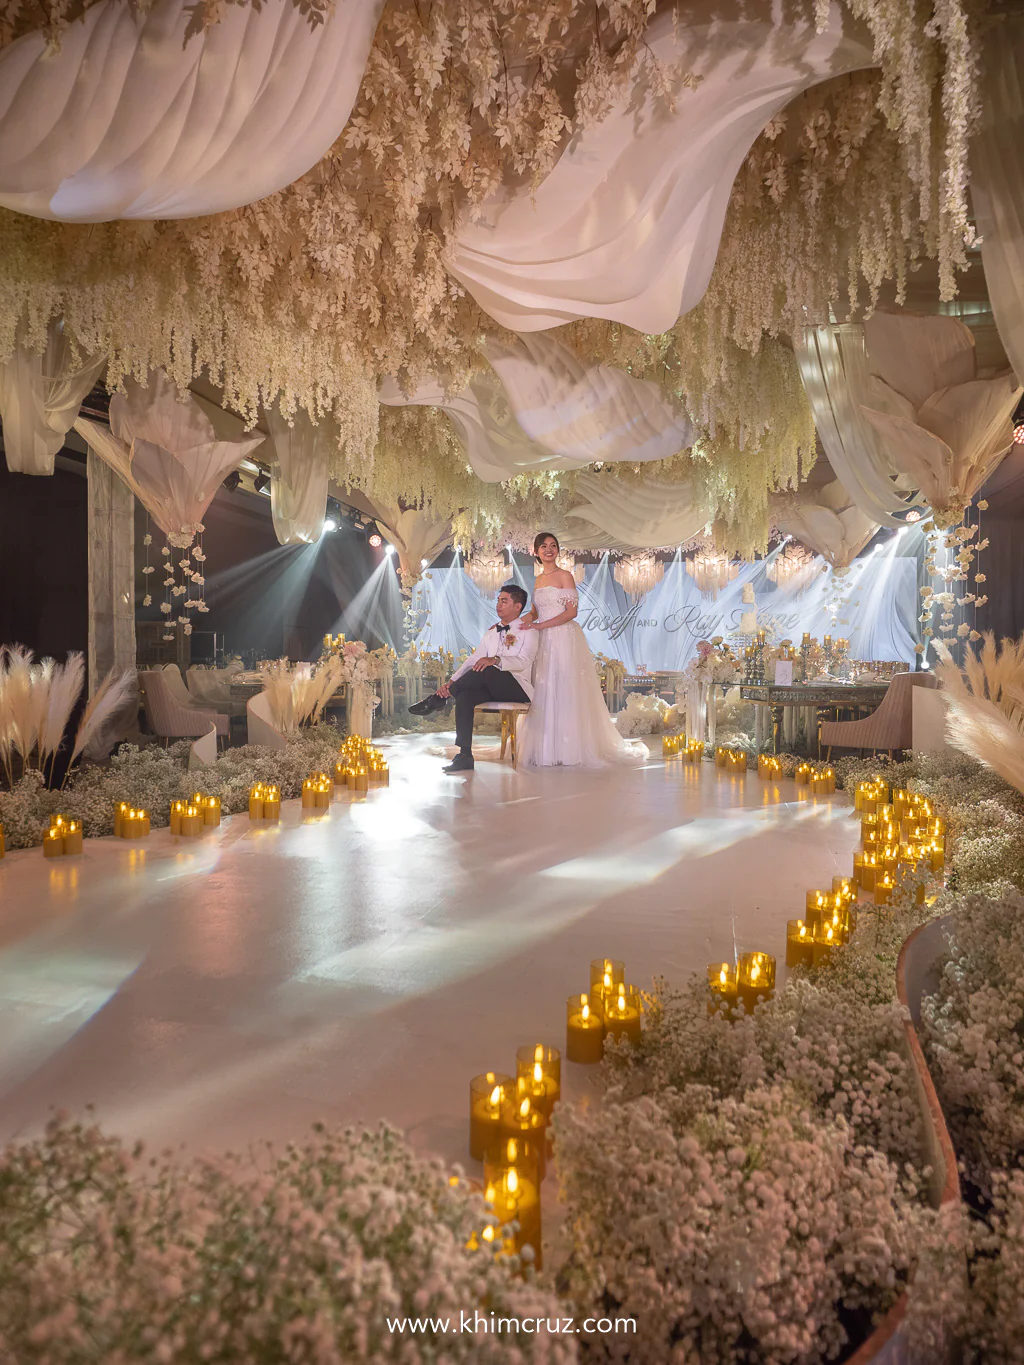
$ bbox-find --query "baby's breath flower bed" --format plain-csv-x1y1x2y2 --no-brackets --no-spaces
0,726,346,850
554,750,1024,1363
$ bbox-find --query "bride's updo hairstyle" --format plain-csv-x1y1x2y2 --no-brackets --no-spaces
534,531,560,562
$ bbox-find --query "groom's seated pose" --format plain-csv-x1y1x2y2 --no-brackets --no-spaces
408,583,539,773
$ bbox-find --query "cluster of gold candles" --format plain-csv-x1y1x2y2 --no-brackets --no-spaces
714,745,748,772
248,784,281,820
662,733,703,762
566,958,643,1065
43,814,83,858
795,762,836,794
468,1043,560,1266
301,773,334,809
706,952,777,1013
169,793,221,836
757,754,782,778
786,877,857,967
114,802,150,839
851,780,945,905
335,736,390,792
322,632,346,654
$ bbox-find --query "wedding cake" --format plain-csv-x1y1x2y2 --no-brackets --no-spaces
740,582,757,634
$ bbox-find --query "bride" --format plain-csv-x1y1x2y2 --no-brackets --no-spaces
517,532,647,769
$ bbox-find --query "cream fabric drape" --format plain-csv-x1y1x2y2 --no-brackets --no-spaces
75,371,263,542
771,478,878,569
379,335,694,482
794,324,922,527
448,2,875,333
0,0,383,221
564,473,712,552
264,407,329,546
971,11,1024,386
0,321,105,474
359,497,452,592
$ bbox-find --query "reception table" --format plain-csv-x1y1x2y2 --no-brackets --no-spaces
740,681,891,754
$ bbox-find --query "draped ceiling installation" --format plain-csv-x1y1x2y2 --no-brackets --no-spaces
412,547,919,673
0,0,1019,622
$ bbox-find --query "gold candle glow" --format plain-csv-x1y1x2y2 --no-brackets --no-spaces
515,1044,561,1118
795,762,811,785
786,919,813,968
120,808,150,839
483,1139,542,1269
499,1094,547,1178
248,784,265,819
179,804,204,837
737,952,776,1011
169,800,185,836
707,962,738,1013
566,992,604,1063
603,985,642,1046
202,796,221,827
469,1071,512,1161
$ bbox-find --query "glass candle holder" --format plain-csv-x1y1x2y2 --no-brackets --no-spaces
812,921,839,966
566,993,604,1063
353,766,369,794
61,820,83,855
795,762,811,786
114,801,130,838
805,888,833,920
469,1071,512,1161
589,958,625,1008
499,1094,548,1178
832,875,854,903
603,985,642,1046
203,796,221,827
179,804,204,837
170,800,186,835
728,749,748,772
737,952,775,1011
120,808,150,839
249,784,265,819
810,767,835,795
482,1139,542,1269
926,839,945,873
43,825,65,858
758,754,781,778
515,1044,560,1117
714,745,728,768
262,785,281,820
707,962,737,1014
786,919,813,968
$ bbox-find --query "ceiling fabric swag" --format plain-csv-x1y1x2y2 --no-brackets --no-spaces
447,2,875,334
74,371,263,543
264,407,330,546
482,334,696,466
794,324,922,528
0,320,105,474
859,312,1023,527
771,477,878,569
0,0,383,221
563,473,712,553
358,498,452,594
971,11,1024,387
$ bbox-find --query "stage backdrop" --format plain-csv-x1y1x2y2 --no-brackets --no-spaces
410,546,920,671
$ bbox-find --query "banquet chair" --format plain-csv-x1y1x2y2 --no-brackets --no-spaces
820,671,939,759
139,669,230,746
475,701,530,769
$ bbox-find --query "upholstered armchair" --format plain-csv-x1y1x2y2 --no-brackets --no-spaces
139,668,230,743
186,664,247,718
820,671,939,758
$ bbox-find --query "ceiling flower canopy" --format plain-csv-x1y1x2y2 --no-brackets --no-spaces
685,551,738,600
0,0,993,561
771,477,878,570
614,553,665,600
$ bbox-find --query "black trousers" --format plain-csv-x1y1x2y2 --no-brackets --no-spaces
449,668,529,752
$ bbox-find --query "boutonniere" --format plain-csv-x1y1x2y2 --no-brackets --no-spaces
504,633,516,648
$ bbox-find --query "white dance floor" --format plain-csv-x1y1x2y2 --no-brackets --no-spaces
0,735,858,1164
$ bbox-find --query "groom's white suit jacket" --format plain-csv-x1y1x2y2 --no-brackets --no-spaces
449,620,540,700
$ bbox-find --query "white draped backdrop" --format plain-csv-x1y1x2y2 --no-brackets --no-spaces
411,547,919,673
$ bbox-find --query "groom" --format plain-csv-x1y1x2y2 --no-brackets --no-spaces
409,583,539,773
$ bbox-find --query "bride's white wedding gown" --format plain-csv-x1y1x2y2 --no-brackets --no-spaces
518,585,648,769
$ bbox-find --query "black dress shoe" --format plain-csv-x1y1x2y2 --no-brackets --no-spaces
443,753,475,773
409,692,447,717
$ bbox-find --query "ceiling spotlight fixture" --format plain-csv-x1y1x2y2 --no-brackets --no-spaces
323,517,338,533
906,509,922,522
368,532,383,548
421,558,430,568
222,471,241,492
1014,421,1024,446
253,471,271,495
384,544,396,556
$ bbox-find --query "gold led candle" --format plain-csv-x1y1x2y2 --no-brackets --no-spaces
737,952,775,1011
603,985,642,1046
875,871,895,906
707,962,738,1014
795,762,811,786
249,784,265,819
43,825,64,858
810,767,836,795
727,749,748,773
202,796,221,827
832,875,854,903
589,958,625,1013
120,808,150,839
853,852,878,891
515,1044,561,1118
812,921,838,966
714,745,729,769
483,1139,542,1268
786,919,813,968
469,1071,512,1161
169,800,185,836
758,754,781,778
178,804,204,837
566,992,605,1063
499,1094,548,1178
114,801,129,838
262,785,281,820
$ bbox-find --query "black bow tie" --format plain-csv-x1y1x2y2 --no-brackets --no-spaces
496,624,510,634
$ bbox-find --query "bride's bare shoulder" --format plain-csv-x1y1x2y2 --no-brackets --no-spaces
552,569,578,590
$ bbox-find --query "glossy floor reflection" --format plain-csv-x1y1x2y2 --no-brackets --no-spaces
0,735,858,1166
